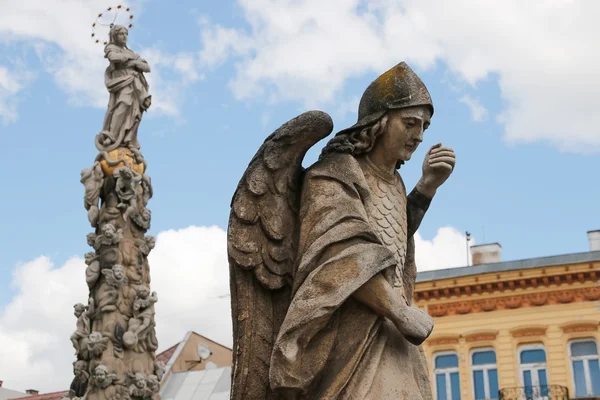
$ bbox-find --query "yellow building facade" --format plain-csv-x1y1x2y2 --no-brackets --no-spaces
415,243,600,400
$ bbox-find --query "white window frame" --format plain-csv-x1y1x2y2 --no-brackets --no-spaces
569,338,600,398
433,351,460,400
518,344,549,398
470,347,498,400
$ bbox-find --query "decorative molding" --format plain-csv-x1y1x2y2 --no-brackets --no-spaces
560,322,599,334
426,336,460,346
426,286,599,317
465,331,498,342
511,327,547,338
415,269,599,301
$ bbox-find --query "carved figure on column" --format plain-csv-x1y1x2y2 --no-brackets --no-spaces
96,25,151,158
70,303,90,356
228,62,456,399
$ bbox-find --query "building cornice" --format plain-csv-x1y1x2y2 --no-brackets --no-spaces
415,268,597,302
426,286,600,317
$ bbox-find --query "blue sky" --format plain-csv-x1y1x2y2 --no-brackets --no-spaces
0,0,599,390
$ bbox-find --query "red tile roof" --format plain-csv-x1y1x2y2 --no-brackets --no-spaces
11,391,67,400
156,342,180,364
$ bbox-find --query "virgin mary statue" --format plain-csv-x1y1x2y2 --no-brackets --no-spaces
96,25,151,157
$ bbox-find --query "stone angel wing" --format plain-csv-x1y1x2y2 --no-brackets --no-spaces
228,111,333,400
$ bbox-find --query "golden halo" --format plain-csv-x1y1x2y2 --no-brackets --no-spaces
91,5,134,46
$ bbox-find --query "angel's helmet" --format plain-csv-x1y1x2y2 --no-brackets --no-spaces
336,62,433,137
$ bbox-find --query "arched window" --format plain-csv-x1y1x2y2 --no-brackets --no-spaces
434,352,461,400
569,339,600,398
471,348,499,400
519,344,549,399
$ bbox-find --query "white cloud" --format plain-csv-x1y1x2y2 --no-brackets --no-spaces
198,0,600,152
459,94,488,122
415,227,475,271
0,222,472,392
0,225,231,393
0,0,201,119
0,64,33,124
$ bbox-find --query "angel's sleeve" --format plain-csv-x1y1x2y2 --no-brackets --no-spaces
406,188,433,238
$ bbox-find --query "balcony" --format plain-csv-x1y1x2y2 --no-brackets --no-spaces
499,385,569,400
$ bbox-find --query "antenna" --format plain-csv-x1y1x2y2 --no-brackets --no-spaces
465,231,472,267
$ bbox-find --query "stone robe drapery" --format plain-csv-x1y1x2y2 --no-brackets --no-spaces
270,153,433,399
99,44,150,152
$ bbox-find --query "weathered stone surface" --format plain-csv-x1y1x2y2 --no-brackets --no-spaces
68,23,158,400
228,62,456,399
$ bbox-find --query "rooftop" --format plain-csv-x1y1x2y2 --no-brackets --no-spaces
160,367,231,400
10,392,67,400
0,387,28,400
416,250,600,283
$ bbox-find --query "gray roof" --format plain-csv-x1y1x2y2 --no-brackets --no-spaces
416,250,600,283
0,388,28,400
160,367,231,400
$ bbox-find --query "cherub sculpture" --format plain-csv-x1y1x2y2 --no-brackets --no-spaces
102,264,128,288
69,360,89,398
228,62,456,399
140,173,153,207
84,252,101,289
70,303,90,356
80,161,104,227
131,207,151,230
114,166,141,222
96,24,151,157
135,235,155,257
87,233,99,251
87,332,110,358
154,360,166,381
123,286,157,352
96,223,123,248
128,372,151,399
90,365,117,389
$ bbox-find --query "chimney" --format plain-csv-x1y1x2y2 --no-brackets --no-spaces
26,390,39,395
470,243,502,265
588,230,600,252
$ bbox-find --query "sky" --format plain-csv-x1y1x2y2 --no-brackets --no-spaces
0,0,598,391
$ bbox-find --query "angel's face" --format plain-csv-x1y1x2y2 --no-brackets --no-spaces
103,224,116,237
113,266,124,279
95,368,107,380
378,106,431,163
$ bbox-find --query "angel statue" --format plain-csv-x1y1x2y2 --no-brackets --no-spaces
96,24,151,159
228,62,456,400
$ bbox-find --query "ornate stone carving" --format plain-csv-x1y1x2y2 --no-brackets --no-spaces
228,62,455,399
87,332,110,358
69,360,89,398
68,21,158,400
70,303,90,356
90,365,118,389
81,161,105,227
114,166,141,222
131,207,151,230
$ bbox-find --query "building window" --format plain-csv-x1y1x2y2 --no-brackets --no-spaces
471,348,499,400
434,352,461,400
519,344,549,398
570,339,600,398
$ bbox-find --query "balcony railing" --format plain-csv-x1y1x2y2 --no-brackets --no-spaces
499,385,569,400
